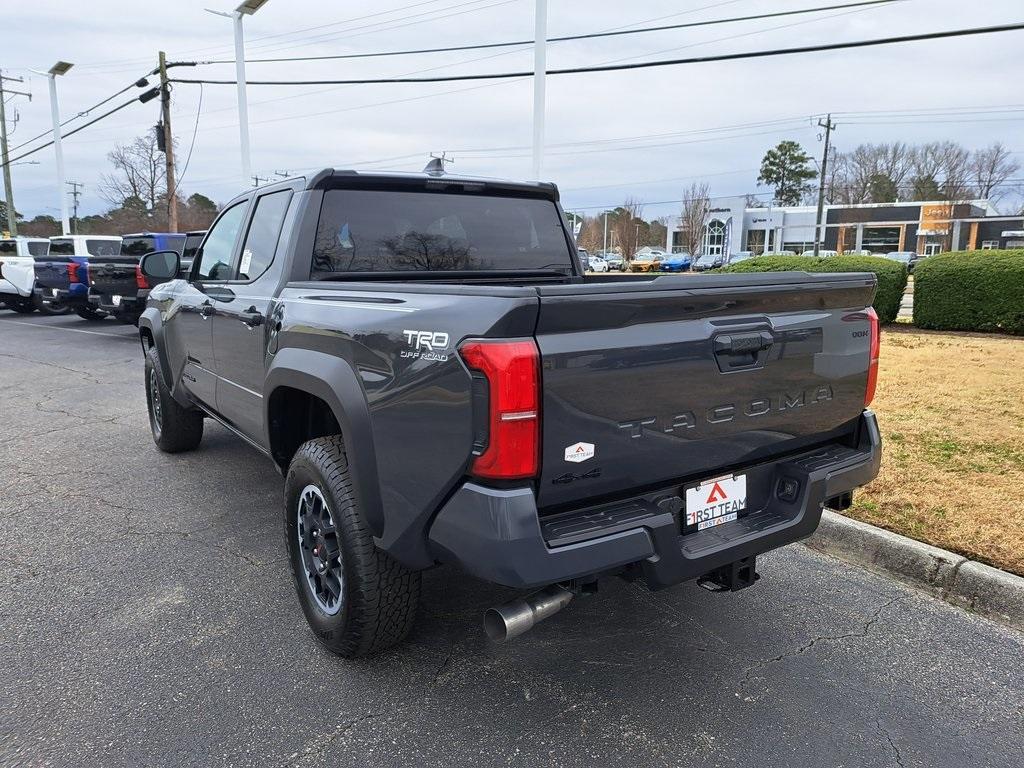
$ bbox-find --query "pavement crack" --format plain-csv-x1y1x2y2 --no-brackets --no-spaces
875,720,906,768
737,595,908,700
0,352,105,385
283,710,387,767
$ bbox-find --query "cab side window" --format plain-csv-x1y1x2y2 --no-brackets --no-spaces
195,202,247,281
233,190,291,282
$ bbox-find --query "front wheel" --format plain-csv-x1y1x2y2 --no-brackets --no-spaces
145,346,203,452
285,435,420,657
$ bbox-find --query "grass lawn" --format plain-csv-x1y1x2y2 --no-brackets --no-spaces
848,326,1024,576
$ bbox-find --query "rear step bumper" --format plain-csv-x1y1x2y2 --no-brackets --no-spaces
428,410,881,590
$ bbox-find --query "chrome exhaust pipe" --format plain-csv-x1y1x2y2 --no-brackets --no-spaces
484,584,574,643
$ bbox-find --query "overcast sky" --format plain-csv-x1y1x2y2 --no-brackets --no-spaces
3,0,1022,224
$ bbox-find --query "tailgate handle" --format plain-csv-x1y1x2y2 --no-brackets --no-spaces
714,331,773,371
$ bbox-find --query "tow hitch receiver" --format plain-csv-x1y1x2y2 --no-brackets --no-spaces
697,556,760,592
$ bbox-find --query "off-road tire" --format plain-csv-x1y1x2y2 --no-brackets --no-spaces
8,296,36,314
145,346,203,452
34,295,71,315
75,306,107,321
285,435,420,657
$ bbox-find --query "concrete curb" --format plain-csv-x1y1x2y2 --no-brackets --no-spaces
805,511,1024,632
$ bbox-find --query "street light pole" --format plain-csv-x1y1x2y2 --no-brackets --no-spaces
531,0,547,181
43,62,73,235
233,11,252,185
207,1,268,186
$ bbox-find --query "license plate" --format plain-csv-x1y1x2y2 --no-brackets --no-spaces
112,295,122,306
685,474,747,531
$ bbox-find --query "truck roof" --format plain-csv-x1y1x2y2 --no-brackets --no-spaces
295,168,559,200
49,234,122,241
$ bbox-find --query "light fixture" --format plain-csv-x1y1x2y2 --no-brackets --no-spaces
48,61,73,77
235,0,269,14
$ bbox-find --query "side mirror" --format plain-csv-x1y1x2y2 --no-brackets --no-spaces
140,250,181,285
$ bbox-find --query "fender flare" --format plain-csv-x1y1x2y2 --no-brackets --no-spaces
138,308,173,390
265,348,384,538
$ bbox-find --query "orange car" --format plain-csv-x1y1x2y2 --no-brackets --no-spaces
629,254,665,272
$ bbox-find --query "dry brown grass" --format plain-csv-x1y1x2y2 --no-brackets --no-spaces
847,326,1024,575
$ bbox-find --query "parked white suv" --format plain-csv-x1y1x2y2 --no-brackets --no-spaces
0,237,49,313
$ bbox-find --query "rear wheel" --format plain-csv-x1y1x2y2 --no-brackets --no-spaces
75,306,107,321
145,346,203,452
34,295,71,315
285,435,420,657
8,296,36,314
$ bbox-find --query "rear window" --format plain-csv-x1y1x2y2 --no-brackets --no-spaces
311,188,573,277
0,240,15,254
49,239,75,255
28,241,49,256
183,234,204,261
121,237,157,257
87,239,121,256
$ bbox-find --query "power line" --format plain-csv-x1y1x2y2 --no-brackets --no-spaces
0,93,154,169
7,74,152,154
197,0,900,65
171,22,1024,87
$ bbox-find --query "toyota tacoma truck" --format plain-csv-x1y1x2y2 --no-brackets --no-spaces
138,169,882,657
34,235,122,318
0,237,49,313
87,232,186,324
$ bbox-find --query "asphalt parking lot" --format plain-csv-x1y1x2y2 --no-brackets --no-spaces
1,310,1022,768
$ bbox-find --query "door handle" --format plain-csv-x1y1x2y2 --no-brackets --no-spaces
198,301,215,319
240,306,264,328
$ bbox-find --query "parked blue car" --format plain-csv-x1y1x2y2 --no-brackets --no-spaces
660,253,692,272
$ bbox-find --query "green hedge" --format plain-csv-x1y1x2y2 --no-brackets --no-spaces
721,255,907,323
913,250,1024,334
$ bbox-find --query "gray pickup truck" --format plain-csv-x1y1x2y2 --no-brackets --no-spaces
138,168,881,657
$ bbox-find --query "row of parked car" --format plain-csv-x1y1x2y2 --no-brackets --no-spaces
578,248,755,274
0,231,205,324
579,247,927,274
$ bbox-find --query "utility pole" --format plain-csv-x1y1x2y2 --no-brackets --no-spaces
812,114,836,257
66,181,83,234
531,0,547,181
603,211,608,254
0,69,32,236
158,51,178,232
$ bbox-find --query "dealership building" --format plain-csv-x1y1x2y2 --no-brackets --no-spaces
666,197,1024,256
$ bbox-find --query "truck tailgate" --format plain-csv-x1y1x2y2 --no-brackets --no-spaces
33,257,74,291
87,257,139,298
534,272,876,509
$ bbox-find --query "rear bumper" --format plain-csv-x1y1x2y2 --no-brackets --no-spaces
88,291,146,314
428,410,881,590
34,285,89,305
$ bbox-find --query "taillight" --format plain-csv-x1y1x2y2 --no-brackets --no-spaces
135,265,149,289
66,262,79,283
459,339,540,480
865,306,880,407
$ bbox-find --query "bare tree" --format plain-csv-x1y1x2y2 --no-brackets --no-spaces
677,183,710,256
971,142,1020,204
609,198,643,266
98,133,167,210
830,142,914,204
